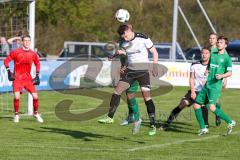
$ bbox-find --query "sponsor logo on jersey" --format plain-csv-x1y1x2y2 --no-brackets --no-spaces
210,64,219,68
121,41,132,50
127,50,141,55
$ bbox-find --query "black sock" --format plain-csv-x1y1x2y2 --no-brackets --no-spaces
166,106,182,124
145,99,155,126
107,94,121,118
201,106,208,125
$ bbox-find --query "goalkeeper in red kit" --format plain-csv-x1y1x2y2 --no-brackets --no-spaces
4,35,43,123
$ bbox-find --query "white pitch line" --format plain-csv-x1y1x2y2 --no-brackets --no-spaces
2,131,239,153
128,131,240,152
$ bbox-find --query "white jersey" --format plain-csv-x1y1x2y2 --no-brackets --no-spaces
190,61,208,91
120,33,154,70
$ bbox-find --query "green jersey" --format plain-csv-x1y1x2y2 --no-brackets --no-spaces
206,50,232,89
210,47,218,54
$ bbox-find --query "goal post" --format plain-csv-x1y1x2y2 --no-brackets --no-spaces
28,0,35,115
0,0,35,115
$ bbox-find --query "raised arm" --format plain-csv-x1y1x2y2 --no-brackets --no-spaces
7,36,21,44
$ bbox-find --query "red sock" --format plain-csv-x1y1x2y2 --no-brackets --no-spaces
33,99,39,114
14,99,19,114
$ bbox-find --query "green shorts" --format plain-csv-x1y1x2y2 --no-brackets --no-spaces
195,85,221,105
127,81,139,93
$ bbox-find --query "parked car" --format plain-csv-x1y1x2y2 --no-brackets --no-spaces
58,42,113,59
59,41,187,61
184,47,201,61
185,40,240,62
226,40,240,62
149,42,186,61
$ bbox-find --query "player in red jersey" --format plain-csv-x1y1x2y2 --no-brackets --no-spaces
4,35,43,123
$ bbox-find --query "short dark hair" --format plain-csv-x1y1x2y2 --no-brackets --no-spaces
202,46,210,52
22,35,31,41
217,36,228,45
117,23,133,36
17,31,23,37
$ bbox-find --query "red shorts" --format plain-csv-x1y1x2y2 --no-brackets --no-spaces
13,80,36,93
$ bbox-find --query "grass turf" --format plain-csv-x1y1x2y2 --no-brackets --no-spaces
0,87,239,160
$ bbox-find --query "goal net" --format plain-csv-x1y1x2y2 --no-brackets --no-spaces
0,0,35,115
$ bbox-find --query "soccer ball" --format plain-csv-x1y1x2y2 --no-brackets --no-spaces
115,9,130,23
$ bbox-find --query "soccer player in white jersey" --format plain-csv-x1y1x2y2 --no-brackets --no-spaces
98,24,159,136
160,47,210,130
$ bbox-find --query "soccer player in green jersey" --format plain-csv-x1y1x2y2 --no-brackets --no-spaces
194,36,236,136
208,33,227,126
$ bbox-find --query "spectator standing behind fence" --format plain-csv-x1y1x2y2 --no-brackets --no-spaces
0,37,10,56
8,35,22,51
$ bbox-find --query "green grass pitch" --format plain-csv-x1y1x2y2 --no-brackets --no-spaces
0,87,239,160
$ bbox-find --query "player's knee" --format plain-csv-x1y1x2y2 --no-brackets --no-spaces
126,92,135,99
179,100,188,108
114,90,122,95
141,86,150,92
14,94,20,100
143,97,151,101
32,93,38,99
141,86,151,101
14,96,20,100
114,82,130,95
33,96,38,100
209,104,216,112
142,93,151,101
193,103,201,110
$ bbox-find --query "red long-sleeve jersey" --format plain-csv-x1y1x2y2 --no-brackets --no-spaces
4,48,40,81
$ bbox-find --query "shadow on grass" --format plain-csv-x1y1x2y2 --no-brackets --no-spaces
160,127,196,135
140,121,196,135
0,116,13,121
141,121,192,128
24,127,145,144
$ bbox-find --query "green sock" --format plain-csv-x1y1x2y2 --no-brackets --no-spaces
213,108,232,124
216,102,221,109
128,98,139,121
205,104,209,109
127,99,134,115
195,108,206,129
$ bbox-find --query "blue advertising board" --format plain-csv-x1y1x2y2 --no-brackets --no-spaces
0,60,67,92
